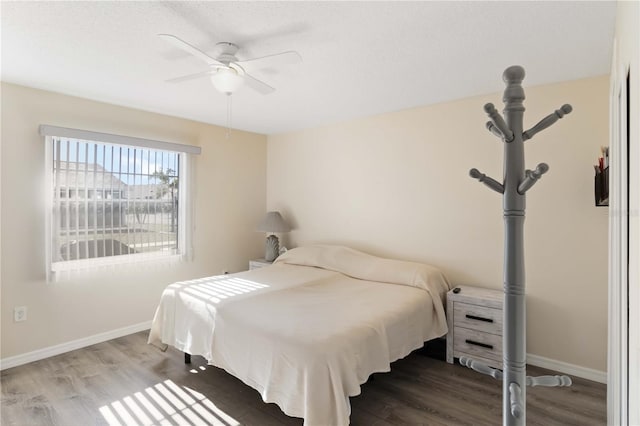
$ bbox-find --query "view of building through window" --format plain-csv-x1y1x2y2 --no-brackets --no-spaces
51,137,180,263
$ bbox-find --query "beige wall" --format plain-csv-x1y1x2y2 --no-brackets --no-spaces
0,83,267,359
267,76,609,372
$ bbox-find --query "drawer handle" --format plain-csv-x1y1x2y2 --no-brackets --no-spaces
466,314,494,323
465,339,494,350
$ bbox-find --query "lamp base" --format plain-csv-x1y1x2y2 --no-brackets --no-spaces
265,235,280,262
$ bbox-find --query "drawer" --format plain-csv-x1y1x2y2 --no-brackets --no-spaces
453,327,502,363
454,302,502,335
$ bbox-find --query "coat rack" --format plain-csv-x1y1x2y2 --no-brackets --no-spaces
463,65,573,425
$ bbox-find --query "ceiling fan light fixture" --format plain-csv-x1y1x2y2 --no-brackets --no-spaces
210,67,244,94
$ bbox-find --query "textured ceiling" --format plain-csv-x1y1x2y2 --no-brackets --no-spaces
1,1,616,135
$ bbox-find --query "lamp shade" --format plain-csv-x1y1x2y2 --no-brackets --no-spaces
210,68,244,94
256,211,291,233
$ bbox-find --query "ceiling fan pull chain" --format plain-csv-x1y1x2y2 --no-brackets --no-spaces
226,94,232,139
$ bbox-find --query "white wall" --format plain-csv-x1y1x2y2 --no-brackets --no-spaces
0,83,267,360
267,76,609,373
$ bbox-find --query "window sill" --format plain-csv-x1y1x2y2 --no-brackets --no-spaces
51,251,182,273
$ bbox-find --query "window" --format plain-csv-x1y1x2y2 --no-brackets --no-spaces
41,125,201,276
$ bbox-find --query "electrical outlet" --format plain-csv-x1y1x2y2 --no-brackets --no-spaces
14,306,27,322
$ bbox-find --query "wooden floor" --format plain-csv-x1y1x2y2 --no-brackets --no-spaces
1,331,606,425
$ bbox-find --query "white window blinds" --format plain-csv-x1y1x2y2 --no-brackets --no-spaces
41,125,200,280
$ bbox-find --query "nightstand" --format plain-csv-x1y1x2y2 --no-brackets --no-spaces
446,285,503,369
249,258,273,270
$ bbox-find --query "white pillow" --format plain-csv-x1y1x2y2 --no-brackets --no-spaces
275,245,451,301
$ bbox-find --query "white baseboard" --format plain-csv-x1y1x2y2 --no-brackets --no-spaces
0,320,152,371
527,353,607,384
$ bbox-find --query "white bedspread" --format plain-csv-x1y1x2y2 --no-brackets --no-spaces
149,245,450,425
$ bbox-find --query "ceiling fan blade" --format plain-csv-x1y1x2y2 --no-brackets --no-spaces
236,51,302,72
158,34,224,67
244,73,275,95
165,69,217,83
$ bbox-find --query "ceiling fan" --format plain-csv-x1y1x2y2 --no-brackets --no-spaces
159,34,302,95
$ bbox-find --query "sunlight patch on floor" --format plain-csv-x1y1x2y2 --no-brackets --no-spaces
99,378,240,426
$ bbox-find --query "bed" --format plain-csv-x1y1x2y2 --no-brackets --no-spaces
148,245,451,425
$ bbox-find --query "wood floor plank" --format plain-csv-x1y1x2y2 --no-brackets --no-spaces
0,331,606,425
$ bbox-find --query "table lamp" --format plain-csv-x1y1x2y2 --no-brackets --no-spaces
256,211,291,261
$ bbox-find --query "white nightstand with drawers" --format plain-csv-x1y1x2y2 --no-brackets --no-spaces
446,285,504,369
249,258,273,270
